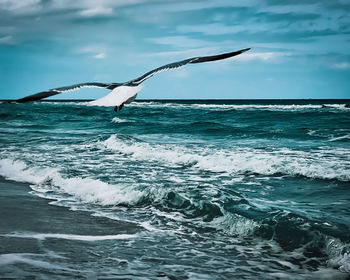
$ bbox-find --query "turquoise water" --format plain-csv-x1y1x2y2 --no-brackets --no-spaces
0,100,349,279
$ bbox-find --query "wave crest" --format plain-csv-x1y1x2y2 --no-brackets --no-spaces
102,135,350,181
0,158,143,206
128,102,350,111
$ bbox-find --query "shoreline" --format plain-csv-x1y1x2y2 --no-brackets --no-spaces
0,175,140,239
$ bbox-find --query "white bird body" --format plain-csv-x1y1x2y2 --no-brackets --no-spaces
89,85,142,107
14,48,250,111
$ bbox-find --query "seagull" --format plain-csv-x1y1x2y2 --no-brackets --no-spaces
13,48,250,111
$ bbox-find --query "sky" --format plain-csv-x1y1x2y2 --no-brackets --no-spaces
0,0,349,100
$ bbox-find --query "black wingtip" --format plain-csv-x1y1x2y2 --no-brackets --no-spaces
190,48,251,64
232,47,251,55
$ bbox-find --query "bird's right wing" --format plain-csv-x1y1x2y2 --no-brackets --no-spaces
13,82,121,103
127,48,250,86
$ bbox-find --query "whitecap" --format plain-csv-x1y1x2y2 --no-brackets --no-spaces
326,238,350,273
329,134,350,142
210,211,259,236
2,232,138,241
307,130,317,136
0,158,59,184
101,135,350,181
127,102,350,111
0,158,144,206
0,253,69,270
111,117,134,124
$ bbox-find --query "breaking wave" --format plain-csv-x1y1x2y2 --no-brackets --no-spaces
129,102,350,111
1,152,349,276
2,232,137,241
0,158,143,206
102,134,350,181
1,99,349,278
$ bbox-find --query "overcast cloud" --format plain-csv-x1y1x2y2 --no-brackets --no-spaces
1,0,349,99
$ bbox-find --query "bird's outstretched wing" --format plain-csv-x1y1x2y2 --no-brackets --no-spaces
13,48,250,103
13,82,121,103
126,48,250,86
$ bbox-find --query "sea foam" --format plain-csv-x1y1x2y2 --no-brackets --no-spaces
128,102,350,111
102,135,350,181
2,232,137,241
0,253,68,270
0,158,143,206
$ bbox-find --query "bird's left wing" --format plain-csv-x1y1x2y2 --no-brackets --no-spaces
13,82,121,103
127,48,250,86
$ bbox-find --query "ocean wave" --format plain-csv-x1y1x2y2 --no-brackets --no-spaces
0,253,69,270
1,158,349,276
329,134,350,142
111,117,135,124
128,102,350,111
6,100,350,113
210,211,259,236
2,232,137,241
0,158,143,206
102,135,350,181
326,238,350,273
0,159,59,184
15,101,90,107
0,157,261,241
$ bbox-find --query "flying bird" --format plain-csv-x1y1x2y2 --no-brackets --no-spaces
14,48,250,111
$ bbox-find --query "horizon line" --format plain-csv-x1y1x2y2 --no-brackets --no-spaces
1,98,350,102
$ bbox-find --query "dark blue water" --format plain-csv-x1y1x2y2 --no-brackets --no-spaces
0,100,349,279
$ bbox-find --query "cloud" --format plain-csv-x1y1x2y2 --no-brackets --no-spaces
234,52,292,63
76,45,107,59
258,3,321,15
177,12,349,37
93,53,106,59
0,0,41,14
148,36,209,48
257,2,350,35
254,33,350,56
331,62,350,70
149,0,259,13
80,6,113,17
177,21,291,36
145,47,220,60
177,23,246,35
0,0,146,17
148,34,294,64
0,35,13,44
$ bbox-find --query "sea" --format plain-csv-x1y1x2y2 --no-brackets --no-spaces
0,99,349,280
